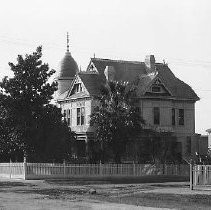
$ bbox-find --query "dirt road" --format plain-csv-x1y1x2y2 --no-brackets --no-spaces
0,179,210,209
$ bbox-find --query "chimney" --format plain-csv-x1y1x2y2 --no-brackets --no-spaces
145,55,155,74
104,66,115,81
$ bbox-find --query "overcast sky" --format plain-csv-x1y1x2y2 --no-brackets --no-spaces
0,0,211,134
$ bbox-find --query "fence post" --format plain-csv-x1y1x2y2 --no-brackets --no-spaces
9,159,12,179
133,162,136,176
63,160,66,178
190,161,193,190
203,165,207,185
99,161,102,176
23,156,27,180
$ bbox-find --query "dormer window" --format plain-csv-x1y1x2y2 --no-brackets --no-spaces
151,85,161,93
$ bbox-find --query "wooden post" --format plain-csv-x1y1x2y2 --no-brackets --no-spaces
203,165,207,185
190,161,193,190
99,161,102,176
133,162,136,176
9,159,12,179
63,160,66,178
23,156,27,180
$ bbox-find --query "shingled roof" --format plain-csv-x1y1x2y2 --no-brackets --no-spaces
84,58,199,101
155,63,199,100
78,73,105,96
89,58,147,82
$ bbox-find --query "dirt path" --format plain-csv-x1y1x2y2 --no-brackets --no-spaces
0,189,168,210
0,179,210,210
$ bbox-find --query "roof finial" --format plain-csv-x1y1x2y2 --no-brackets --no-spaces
67,32,70,52
94,53,95,58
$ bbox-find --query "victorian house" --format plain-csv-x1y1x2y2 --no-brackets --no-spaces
55,41,199,159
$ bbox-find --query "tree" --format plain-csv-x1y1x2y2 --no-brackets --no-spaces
90,81,145,163
0,46,75,161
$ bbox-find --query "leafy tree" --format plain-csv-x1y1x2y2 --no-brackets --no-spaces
90,81,145,163
0,46,75,161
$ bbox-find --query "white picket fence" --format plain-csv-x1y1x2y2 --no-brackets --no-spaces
0,162,25,179
191,165,211,186
0,162,189,180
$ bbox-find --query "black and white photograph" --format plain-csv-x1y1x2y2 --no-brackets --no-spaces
0,0,211,209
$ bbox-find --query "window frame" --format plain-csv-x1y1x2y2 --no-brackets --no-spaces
151,85,161,93
178,109,184,125
77,107,85,126
172,108,176,126
153,107,160,125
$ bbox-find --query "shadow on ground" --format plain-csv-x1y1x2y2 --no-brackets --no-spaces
45,175,189,185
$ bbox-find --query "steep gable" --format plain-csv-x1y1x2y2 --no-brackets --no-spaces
155,64,199,101
67,74,89,99
143,76,173,97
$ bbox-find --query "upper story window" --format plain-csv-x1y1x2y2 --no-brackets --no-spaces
172,108,176,126
75,83,82,93
178,109,184,125
151,85,161,93
77,107,85,125
153,107,160,125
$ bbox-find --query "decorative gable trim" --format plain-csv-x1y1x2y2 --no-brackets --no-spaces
87,61,99,73
67,75,89,98
143,76,173,96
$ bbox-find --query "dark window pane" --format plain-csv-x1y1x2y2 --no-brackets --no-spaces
77,108,81,125
67,118,70,126
179,109,184,125
81,107,85,125
152,85,161,92
64,110,66,118
153,107,160,125
172,108,175,125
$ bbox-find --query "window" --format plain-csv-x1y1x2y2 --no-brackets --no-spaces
81,107,85,125
151,85,161,93
153,107,160,125
63,110,67,118
75,83,82,93
178,109,184,125
77,108,80,125
67,109,71,126
77,107,85,125
172,108,175,126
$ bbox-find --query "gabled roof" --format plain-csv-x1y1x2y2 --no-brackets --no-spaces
65,73,106,99
57,89,69,101
155,64,199,100
89,58,146,82
61,57,199,102
136,73,157,96
79,73,105,96
87,58,199,101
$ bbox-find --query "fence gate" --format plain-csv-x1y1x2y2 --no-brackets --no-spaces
190,165,211,189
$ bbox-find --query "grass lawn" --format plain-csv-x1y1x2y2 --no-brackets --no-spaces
99,192,211,209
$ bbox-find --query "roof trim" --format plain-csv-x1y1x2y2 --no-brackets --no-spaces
142,74,173,96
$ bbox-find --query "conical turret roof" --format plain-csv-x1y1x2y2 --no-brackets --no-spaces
59,51,78,78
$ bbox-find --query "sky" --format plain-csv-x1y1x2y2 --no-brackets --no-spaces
0,0,211,134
